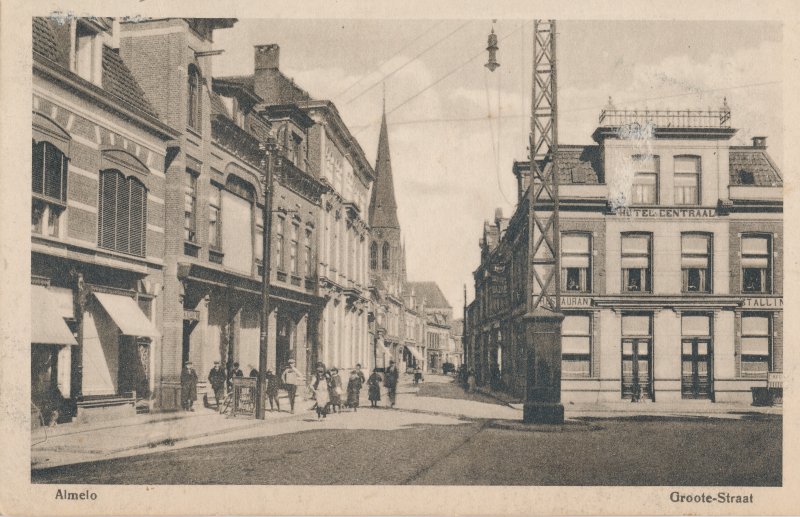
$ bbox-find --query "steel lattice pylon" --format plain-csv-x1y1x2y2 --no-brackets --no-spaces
528,20,560,315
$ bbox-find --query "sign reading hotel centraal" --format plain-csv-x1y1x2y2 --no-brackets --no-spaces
615,207,716,218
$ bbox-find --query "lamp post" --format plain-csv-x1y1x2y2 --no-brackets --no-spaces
256,138,278,420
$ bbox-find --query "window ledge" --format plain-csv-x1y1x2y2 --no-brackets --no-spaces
184,240,201,249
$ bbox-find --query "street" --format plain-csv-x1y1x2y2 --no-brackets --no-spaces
32,379,781,486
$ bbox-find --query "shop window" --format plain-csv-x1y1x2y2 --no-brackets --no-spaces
382,241,391,270
184,170,197,242
631,155,659,205
562,313,591,377
682,233,711,293
674,156,700,205
209,184,221,249
370,241,378,270
741,314,771,376
681,314,712,399
621,233,651,292
742,235,771,293
32,141,68,238
562,233,591,292
275,216,285,270
187,65,202,132
98,170,147,257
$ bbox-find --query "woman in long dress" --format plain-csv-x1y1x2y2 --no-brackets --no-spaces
311,370,330,419
367,368,382,408
328,367,343,413
346,370,362,411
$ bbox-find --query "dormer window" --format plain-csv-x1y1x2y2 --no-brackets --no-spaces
71,20,102,85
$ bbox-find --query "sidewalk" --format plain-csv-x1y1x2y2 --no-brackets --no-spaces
31,398,300,470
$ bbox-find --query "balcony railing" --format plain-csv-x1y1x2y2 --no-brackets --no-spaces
599,107,731,128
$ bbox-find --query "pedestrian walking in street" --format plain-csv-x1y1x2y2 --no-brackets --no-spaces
466,370,476,393
367,368,382,407
311,369,330,419
180,362,198,411
413,365,423,385
328,367,343,413
384,360,399,407
208,361,226,413
281,359,302,414
354,363,366,385
266,369,281,412
346,369,363,411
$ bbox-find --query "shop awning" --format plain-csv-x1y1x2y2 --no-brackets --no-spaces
405,345,424,362
94,292,160,337
31,285,78,346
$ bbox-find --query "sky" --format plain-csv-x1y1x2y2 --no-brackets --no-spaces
213,20,783,310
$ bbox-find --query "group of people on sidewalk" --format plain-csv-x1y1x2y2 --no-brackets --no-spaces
309,360,400,419
180,358,403,418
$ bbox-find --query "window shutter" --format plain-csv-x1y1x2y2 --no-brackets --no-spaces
32,142,44,195
115,174,131,254
99,171,118,250
128,178,146,257
44,143,63,200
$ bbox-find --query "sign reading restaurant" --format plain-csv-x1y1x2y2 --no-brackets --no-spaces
615,207,716,218
561,296,592,307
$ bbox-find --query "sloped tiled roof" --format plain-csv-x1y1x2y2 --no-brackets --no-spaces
101,47,158,118
528,145,603,184
209,89,231,119
406,281,451,309
729,148,783,186
33,17,158,119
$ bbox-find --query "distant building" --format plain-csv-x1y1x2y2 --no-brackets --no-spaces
407,282,454,373
468,104,782,403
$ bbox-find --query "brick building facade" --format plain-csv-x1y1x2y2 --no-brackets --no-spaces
468,105,783,404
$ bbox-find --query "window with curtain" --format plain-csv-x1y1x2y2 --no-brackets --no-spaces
674,156,700,205
742,235,771,293
209,184,221,249
32,140,68,238
562,313,591,377
184,170,197,242
621,234,651,292
290,222,299,275
305,229,313,278
275,216,285,270
741,313,771,376
98,170,147,257
631,155,659,205
682,233,711,293
562,233,591,293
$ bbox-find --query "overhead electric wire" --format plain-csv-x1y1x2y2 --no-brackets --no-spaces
331,20,445,102
353,21,533,137
344,20,473,107
348,79,781,131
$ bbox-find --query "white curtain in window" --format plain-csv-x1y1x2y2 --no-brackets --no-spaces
222,190,253,274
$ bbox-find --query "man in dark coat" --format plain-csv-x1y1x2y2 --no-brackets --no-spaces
266,369,281,412
384,360,399,407
181,362,198,411
227,362,243,391
208,360,226,413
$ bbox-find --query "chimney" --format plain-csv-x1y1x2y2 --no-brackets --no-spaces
494,208,503,224
111,18,120,51
752,136,767,149
255,44,280,71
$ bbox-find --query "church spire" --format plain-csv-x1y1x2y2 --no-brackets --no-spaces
369,103,400,229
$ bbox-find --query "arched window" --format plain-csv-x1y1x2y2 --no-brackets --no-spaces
187,65,202,132
32,140,68,238
382,241,391,270
370,241,378,270
98,170,148,257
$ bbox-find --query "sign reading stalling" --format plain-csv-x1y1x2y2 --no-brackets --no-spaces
742,298,782,308
615,207,716,218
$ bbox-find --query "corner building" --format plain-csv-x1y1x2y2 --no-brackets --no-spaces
469,106,782,404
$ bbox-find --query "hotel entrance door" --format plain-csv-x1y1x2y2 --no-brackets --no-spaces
682,339,712,399
622,339,652,400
